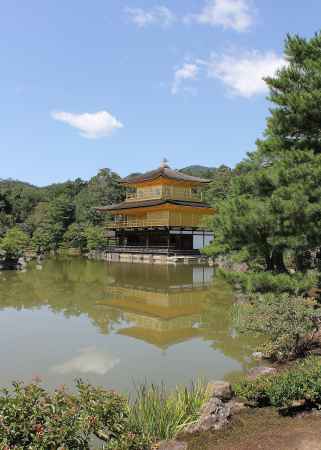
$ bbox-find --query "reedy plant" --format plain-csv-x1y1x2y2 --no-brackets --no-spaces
129,379,210,444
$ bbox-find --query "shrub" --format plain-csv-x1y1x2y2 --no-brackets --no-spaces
234,356,321,407
0,226,30,258
219,270,318,296
0,380,149,450
129,380,209,443
84,225,107,251
235,293,321,360
63,223,87,250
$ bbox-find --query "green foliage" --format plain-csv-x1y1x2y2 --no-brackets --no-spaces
206,32,321,272
0,227,30,258
234,356,321,407
84,225,107,251
63,223,87,250
235,293,320,360
47,194,75,229
0,168,123,255
129,380,209,443
0,380,149,450
203,165,234,206
0,378,209,449
31,222,64,252
75,168,124,225
220,270,318,295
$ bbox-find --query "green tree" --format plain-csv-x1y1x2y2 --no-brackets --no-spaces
236,293,321,360
84,225,106,251
63,223,87,250
0,227,30,258
204,165,233,206
207,32,321,272
31,222,64,252
75,168,124,224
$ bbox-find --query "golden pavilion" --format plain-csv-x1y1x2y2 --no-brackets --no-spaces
97,161,215,255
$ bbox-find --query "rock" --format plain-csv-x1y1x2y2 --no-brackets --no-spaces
291,399,306,408
0,257,19,270
252,351,264,360
213,255,248,273
226,399,246,415
184,397,230,434
156,440,188,450
17,257,27,268
306,287,321,298
247,366,277,380
206,380,232,401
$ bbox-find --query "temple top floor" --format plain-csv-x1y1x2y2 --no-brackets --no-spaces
119,161,211,203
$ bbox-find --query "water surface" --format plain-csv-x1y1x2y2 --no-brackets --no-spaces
0,258,256,392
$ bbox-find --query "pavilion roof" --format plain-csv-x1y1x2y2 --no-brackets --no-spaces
97,198,212,212
117,326,202,349
121,164,211,185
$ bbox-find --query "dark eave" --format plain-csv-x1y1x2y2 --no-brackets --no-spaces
96,199,213,212
120,166,211,185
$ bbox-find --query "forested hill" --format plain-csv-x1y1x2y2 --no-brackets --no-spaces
180,165,216,178
0,169,125,251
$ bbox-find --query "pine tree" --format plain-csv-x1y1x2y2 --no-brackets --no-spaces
208,32,321,272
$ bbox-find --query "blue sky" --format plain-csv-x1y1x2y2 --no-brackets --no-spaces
1,1,320,186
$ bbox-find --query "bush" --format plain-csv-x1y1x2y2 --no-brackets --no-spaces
63,223,87,250
0,227,30,258
84,225,107,251
0,380,149,450
235,293,321,360
219,270,318,296
129,380,209,443
234,356,321,407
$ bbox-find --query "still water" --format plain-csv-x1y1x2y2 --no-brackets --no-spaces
0,258,257,392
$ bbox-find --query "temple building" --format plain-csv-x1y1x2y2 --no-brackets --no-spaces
97,161,215,255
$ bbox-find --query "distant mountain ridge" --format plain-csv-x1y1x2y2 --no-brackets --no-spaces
179,165,216,179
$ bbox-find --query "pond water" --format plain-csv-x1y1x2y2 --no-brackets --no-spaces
0,258,257,393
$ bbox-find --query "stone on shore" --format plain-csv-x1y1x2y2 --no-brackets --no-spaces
226,399,247,415
206,380,232,401
184,397,230,434
156,440,188,450
247,366,277,380
252,351,264,360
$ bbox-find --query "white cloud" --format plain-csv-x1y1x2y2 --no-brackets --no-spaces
206,51,287,97
171,63,199,94
51,110,123,139
125,6,175,28
51,347,120,376
188,0,254,32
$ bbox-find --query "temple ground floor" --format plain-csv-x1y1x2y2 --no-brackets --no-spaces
106,228,213,256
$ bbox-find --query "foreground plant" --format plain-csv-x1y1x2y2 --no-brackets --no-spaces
0,379,149,450
129,379,210,444
220,270,319,296
235,292,321,360
234,356,321,408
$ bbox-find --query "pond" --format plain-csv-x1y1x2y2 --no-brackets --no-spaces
0,258,257,393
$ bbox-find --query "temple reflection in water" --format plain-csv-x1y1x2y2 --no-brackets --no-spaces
99,265,214,349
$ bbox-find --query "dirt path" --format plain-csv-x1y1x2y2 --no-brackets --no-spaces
185,408,321,450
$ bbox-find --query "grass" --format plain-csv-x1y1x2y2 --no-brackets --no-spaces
128,379,210,443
